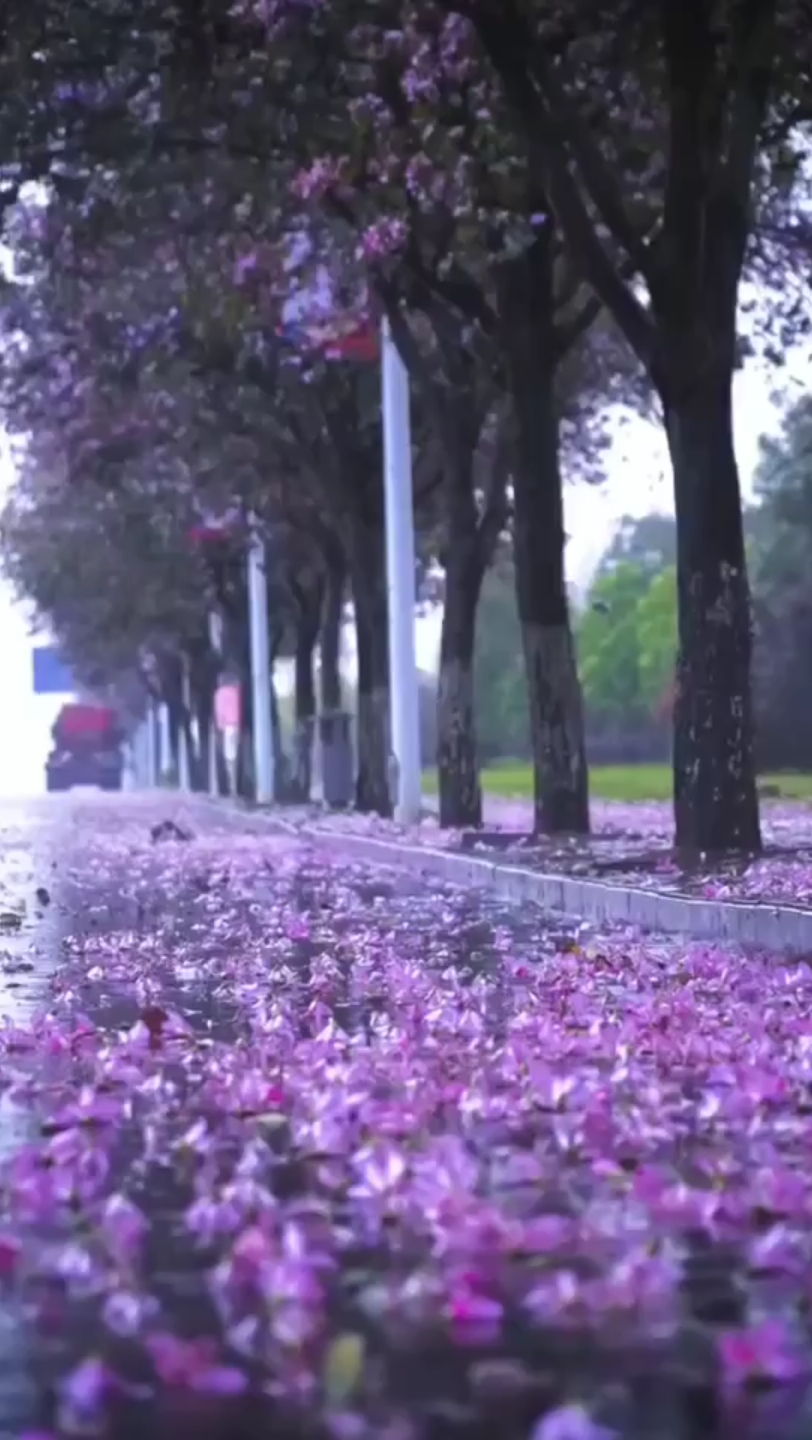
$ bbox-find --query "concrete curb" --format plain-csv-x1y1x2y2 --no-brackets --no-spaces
189,797,812,955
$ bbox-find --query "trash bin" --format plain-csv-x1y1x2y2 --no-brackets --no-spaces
319,711,353,808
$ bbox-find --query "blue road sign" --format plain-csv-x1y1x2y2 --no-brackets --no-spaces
32,645,76,695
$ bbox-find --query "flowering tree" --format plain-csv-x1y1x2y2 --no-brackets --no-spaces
431,0,812,853
0,0,649,833
0,437,215,771
273,5,655,835
0,171,447,814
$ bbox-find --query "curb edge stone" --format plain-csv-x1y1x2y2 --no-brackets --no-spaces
191,798,812,955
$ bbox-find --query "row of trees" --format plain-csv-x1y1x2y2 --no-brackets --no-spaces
465,397,812,774
0,0,810,850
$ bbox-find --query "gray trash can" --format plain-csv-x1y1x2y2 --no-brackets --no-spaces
320,711,353,808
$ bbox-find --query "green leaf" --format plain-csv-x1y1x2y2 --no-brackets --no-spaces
323,1332,365,1405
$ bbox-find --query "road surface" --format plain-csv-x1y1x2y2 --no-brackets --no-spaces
0,794,807,1440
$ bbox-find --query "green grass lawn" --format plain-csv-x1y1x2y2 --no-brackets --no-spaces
423,762,812,803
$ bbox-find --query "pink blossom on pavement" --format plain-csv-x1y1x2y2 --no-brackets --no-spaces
531,1404,617,1440
5,795,812,1437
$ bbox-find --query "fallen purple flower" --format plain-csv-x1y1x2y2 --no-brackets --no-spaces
9,795,812,1439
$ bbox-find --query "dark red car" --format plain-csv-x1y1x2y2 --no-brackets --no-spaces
45,704,124,793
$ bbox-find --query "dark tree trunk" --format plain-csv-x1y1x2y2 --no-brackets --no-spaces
293,611,318,803
466,0,770,854
180,707,196,785
500,237,590,835
194,704,213,793
188,665,214,792
235,644,254,802
350,535,391,817
167,700,182,779
216,734,231,797
269,664,288,796
437,531,484,828
320,552,345,715
664,369,761,854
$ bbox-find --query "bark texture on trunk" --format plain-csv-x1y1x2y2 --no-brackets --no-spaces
351,537,391,817
167,701,182,780
437,540,483,828
320,552,345,715
293,613,318,803
500,237,590,835
236,660,254,801
193,702,212,793
666,372,761,853
466,0,771,853
216,735,231,797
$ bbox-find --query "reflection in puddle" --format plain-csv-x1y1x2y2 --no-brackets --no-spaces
0,804,71,1434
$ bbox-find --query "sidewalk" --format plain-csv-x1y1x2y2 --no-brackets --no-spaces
2,794,811,1439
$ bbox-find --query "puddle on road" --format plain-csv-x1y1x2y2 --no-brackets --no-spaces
0,806,72,1437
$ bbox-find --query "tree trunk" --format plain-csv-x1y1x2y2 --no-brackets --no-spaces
216,733,231,797
437,538,484,828
293,614,318,802
500,237,590,835
320,553,345,715
195,704,213,793
665,372,761,853
167,699,182,780
236,658,254,801
350,537,391,817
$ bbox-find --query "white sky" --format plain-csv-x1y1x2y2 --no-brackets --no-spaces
0,445,65,796
0,340,807,796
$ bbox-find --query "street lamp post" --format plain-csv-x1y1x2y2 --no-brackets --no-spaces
248,519,275,804
380,318,421,823
159,703,171,784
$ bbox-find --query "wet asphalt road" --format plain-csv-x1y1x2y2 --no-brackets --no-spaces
0,800,73,1433
0,793,589,1439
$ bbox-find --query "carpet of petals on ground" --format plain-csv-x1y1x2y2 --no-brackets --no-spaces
5,799,812,1440
310,797,812,909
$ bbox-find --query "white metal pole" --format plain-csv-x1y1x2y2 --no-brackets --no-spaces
179,660,191,792
159,703,170,783
248,520,274,804
381,317,421,823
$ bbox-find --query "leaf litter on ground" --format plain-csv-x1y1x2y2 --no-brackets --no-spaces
5,796,812,1440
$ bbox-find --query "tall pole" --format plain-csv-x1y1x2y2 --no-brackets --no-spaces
158,703,170,784
248,519,275,804
381,318,421,823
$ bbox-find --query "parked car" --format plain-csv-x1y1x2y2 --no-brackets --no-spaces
45,704,124,792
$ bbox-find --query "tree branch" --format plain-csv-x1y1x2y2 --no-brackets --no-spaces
468,3,655,366
721,0,778,260
520,27,654,279
658,0,724,307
